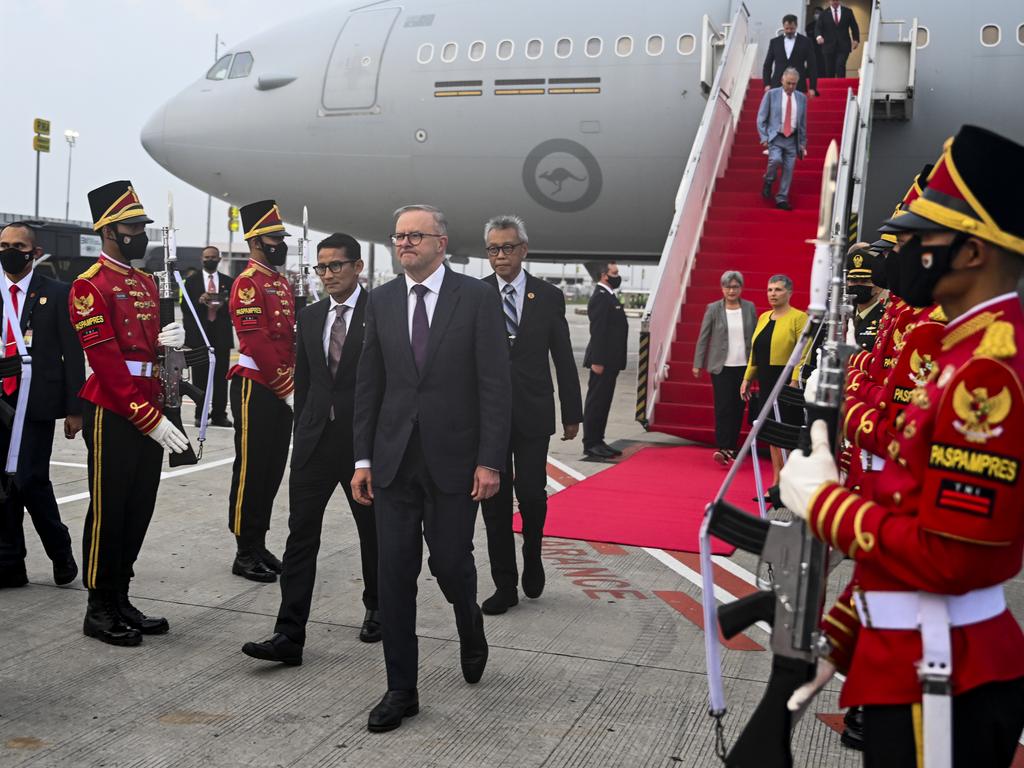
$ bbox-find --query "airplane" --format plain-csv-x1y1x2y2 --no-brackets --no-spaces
141,0,1024,265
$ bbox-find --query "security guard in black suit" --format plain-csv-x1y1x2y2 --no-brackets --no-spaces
582,262,629,459
845,246,886,351
479,216,582,615
181,246,234,427
0,222,85,588
242,233,380,667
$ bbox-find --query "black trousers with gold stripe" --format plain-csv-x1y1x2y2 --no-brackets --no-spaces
81,403,163,590
228,376,292,548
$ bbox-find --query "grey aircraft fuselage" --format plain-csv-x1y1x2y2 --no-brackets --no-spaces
140,0,1024,264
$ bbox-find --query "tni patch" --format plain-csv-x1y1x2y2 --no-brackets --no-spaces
936,479,995,518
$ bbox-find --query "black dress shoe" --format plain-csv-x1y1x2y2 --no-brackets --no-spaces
776,199,792,210
83,590,142,647
521,555,545,599
840,706,865,751
583,444,616,459
359,609,381,643
0,566,29,589
53,554,78,586
460,609,488,684
116,591,169,634
242,632,303,666
258,547,282,574
367,689,419,733
481,588,519,615
211,416,233,428
232,551,277,582
762,180,773,200
599,442,623,456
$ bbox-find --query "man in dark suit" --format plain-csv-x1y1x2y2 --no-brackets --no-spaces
241,233,380,667
181,246,233,427
763,14,818,95
582,262,628,459
479,215,582,615
351,204,510,733
0,222,84,588
815,0,860,78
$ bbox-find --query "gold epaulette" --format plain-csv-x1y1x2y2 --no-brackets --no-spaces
77,262,102,280
974,321,1017,360
929,305,948,323
240,267,257,278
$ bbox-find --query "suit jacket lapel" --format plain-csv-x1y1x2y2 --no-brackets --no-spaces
421,265,459,378
393,276,419,379
517,272,539,337
335,290,366,384
19,273,43,333
308,298,332,384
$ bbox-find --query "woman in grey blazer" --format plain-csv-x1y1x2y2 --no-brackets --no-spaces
692,271,757,464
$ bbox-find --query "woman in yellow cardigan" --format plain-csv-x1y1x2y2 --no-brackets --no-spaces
739,274,808,485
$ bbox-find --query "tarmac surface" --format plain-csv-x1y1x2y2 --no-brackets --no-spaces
2,309,1017,767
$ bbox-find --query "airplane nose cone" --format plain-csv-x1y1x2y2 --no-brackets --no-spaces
140,103,167,166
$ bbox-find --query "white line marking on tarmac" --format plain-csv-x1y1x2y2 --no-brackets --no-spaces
546,454,586,481
55,456,237,506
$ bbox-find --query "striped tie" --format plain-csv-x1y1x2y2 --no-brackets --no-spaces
502,284,519,340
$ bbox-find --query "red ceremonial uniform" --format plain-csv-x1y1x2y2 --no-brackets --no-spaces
68,254,163,432
808,293,1024,706
228,259,295,397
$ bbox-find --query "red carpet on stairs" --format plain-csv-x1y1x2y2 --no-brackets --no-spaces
514,446,775,554
651,78,858,445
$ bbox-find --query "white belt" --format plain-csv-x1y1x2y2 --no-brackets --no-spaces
854,585,1007,768
237,354,260,371
860,450,885,472
125,360,155,377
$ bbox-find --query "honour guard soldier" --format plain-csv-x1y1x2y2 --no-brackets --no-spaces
226,200,295,582
844,246,886,352
783,126,1024,767
71,181,190,646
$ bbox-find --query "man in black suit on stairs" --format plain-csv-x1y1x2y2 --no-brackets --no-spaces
351,204,510,733
815,0,860,78
479,215,582,615
582,262,628,460
181,246,233,427
763,14,818,95
242,233,380,667
0,222,85,588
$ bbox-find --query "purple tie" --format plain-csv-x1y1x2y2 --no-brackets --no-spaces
411,284,429,372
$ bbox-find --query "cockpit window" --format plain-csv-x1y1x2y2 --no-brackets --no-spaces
206,54,232,80
229,51,254,78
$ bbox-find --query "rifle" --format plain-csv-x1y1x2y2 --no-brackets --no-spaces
158,193,201,467
699,141,855,767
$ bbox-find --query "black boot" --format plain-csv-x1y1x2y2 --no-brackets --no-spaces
840,705,864,750
116,589,169,635
233,550,276,582
83,589,142,646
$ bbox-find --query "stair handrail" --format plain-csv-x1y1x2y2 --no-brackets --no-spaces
849,0,883,230
637,3,755,426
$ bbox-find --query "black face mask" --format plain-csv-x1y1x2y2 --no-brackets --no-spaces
897,233,967,308
115,229,149,263
607,274,622,289
847,285,874,306
883,253,900,298
0,248,32,275
202,260,220,273
262,239,288,267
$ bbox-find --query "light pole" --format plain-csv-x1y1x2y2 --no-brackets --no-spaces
64,130,79,221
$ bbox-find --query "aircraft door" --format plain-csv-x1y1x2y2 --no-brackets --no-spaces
322,7,399,111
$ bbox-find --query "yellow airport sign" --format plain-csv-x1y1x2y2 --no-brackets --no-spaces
228,206,240,232
33,135,50,153
33,118,51,136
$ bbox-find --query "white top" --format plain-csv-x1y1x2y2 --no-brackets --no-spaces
724,307,747,367
404,262,445,338
783,34,796,59
203,269,220,294
495,268,527,320
322,283,361,359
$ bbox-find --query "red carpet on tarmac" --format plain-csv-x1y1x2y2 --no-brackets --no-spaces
516,446,773,554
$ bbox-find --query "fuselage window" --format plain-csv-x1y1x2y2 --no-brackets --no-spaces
556,37,573,58
585,36,603,57
417,43,434,64
441,42,458,62
497,39,514,60
526,38,543,59
206,54,232,81
980,24,1000,47
1018,23,1024,46
915,26,929,49
469,40,485,61
615,35,633,57
228,51,254,79
646,34,664,56
677,34,696,55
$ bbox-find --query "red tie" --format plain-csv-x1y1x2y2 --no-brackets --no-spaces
782,93,793,137
4,285,20,396
834,7,840,24
207,274,217,322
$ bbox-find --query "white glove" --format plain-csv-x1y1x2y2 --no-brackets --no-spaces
779,420,838,519
147,416,189,454
158,321,186,349
284,392,294,409
803,368,821,404
786,658,837,716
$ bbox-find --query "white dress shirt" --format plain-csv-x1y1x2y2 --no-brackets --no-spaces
405,262,446,338
203,269,220,294
322,283,361,359
783,34,795,59
1,269,34,346
495,268,527,321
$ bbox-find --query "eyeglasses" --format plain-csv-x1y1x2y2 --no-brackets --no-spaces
313,260,357,275
390,232,443,246
485,242,524,257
